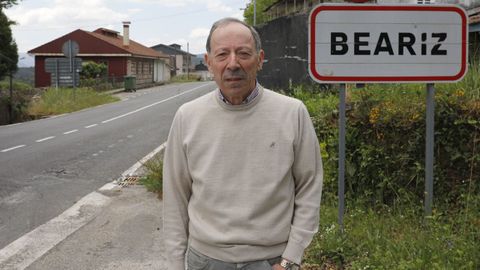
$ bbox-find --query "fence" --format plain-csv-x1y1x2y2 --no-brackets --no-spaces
78,76,125,91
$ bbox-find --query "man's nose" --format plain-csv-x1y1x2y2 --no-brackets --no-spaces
226,53,240,70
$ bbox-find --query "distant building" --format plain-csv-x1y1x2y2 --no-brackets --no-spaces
28,22,170,88
150,44,196,77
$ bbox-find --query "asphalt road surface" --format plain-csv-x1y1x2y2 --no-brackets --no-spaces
0,81,216,249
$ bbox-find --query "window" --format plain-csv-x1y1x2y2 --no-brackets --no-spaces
417,0,433,4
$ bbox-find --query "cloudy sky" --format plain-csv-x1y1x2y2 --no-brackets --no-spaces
5,0,249,56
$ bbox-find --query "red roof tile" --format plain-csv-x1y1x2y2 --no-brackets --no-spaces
29,28,168,60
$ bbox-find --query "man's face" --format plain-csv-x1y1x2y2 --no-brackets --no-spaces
205,22,264,104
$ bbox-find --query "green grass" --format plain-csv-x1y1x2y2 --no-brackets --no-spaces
0,79,33,93
171,74,202,83
27,87,119,116
139,154,163,199
305,197,480,269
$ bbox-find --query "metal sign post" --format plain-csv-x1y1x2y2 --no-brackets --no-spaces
425,83,435,216
62,40,80,100
338,83,347,232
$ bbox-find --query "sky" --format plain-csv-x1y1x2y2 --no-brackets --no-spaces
5,0,250,57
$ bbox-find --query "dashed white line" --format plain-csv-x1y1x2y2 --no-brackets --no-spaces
1,145,26,153
36,136,55,143
101,83,211,124
85,124,98,129
63,129,79,135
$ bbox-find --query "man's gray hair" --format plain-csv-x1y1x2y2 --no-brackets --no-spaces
206,18,262,53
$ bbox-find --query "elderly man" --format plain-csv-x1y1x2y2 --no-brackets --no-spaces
163,18,323,270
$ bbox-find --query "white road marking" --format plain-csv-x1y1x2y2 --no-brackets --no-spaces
0,85,209,267
63,129,78,135
102,83,211,124
0,141,167,269
35,136,55,143
0,192,111,270
1,145,26,153
85,124,98,129
120,142,166,178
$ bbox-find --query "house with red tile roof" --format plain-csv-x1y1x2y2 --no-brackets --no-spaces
28,22,170,88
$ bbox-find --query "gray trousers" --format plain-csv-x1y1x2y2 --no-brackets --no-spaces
187,248,282,270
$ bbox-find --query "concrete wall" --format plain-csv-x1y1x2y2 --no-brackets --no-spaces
256,13,313,90
154,59,171,82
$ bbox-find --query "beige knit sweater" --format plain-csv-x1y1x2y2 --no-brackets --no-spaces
163,86,323,270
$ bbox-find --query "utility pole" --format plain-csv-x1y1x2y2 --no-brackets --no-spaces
254,0,257,26
8,71,13,123
187,42,190,80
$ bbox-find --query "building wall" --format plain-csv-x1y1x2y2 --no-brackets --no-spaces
34,56,130,88
175,55,184,75
154,59,171,82
129,58,154,85
34,56,50,88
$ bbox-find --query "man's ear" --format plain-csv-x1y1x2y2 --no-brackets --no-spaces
204,53,212,72
257,49,265,71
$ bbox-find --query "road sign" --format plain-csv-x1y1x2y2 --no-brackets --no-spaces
62,40,79,59
309,4,468,83
45,58,82,87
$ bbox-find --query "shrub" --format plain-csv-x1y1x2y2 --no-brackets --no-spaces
140,154,163,199
80,61,107,79
171,74,202,82
0,80,38,123
291,66,480,210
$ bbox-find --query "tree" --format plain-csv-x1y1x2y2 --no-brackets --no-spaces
0,0,19,80
0,0,18,9
243,0,277,26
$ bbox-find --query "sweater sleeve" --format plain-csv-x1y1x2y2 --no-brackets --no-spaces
282,102,323,265
163,108,191,270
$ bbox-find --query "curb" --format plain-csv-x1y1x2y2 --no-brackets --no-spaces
0,142,166,270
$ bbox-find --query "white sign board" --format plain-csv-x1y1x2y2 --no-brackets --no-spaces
309,4,468,83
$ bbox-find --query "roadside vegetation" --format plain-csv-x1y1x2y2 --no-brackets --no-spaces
170,74,202,83
0,65,121,124
27,87,119,117
140,154,163,199
0,80,38,123
141,65,479,269
295,64,479,269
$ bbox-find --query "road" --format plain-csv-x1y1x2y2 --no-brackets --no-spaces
0,81,215,249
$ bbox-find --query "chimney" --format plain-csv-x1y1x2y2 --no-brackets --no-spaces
123,21,131,46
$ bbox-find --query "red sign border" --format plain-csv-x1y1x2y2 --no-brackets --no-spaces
309,4,468,83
